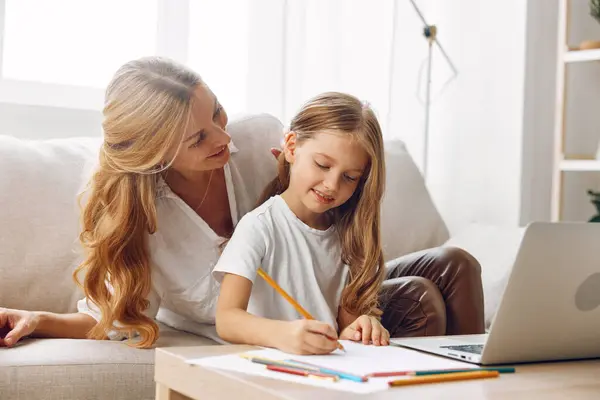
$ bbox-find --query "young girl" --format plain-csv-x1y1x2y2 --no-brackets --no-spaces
213,92,389,355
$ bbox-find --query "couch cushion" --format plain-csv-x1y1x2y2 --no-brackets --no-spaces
0,135,101,313
0,323,217,400
380,140,449,261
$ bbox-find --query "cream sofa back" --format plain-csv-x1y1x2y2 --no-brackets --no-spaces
0,135,100,313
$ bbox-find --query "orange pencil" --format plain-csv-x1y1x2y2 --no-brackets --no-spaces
388,370,499,387
266,365,340,381
257,267,346,352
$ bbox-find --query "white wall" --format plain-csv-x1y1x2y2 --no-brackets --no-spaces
0,103,102,139
411,0,589,234
520,0,559,225
422,0,528,235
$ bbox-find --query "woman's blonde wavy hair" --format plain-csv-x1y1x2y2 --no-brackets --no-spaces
257,92,387,317
74,56,201,348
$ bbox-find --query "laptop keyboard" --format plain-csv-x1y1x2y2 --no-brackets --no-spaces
440,344,484,355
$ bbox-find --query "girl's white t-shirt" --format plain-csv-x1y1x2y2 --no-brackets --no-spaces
212,196,349,330
76,115,283,341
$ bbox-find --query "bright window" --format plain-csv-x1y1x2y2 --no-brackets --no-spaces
187,0,250,115
2,0,158,88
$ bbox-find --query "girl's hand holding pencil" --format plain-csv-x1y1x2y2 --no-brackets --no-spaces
275,319,341,355
256,268,345,354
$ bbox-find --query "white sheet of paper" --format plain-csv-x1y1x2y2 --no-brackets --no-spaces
187,340,477,394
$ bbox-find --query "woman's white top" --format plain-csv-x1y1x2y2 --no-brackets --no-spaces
77,115,283,341
213,195,349,330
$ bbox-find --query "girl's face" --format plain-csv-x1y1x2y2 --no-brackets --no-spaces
168,84,231,175
284,131,369,219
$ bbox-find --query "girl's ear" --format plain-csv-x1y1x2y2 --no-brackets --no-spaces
283,131,297,164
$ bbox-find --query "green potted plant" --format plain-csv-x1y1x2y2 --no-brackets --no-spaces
591,0,600,23
587,190,600,222
580,0,600,49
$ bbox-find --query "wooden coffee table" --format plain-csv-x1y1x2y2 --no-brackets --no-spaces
155,345,600,399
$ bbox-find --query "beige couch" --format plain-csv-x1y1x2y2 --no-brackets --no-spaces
0,114,518,399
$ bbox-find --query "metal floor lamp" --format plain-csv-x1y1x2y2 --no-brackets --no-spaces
409,0,458,180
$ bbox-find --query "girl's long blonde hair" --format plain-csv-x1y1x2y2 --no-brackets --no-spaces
74,57,201,347
258,92,386,317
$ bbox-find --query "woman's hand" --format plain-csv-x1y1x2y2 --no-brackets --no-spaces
276,319,340,355
270,148,282,158
0,307,40,347
339,315,390,346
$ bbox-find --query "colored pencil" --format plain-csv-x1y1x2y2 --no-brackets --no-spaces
388,370,500,387
241,354,365,382
310,366,367,383
240,354,319,371
266,365,340,381
368,367,515,378
284,359,368,383
256,267,345,352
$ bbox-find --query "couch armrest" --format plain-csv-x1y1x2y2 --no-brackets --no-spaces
444,224,526,328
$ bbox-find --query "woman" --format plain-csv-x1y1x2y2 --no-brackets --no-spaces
0,57,484,348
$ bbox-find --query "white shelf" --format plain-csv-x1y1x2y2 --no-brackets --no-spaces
564,49,600,63
560,159,600,171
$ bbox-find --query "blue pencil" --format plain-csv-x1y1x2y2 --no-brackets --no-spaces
316,367,367,382
285,359,367,382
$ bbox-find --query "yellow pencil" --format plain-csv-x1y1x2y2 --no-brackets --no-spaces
388,370,499,387
257,267,346,352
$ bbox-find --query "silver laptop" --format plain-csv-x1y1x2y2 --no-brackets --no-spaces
391,222,600,365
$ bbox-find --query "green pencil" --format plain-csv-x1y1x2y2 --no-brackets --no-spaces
368,367,515,378
415,367,515,376
240,354,319,371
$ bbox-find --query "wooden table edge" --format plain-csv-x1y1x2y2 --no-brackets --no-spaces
154,345,293,400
